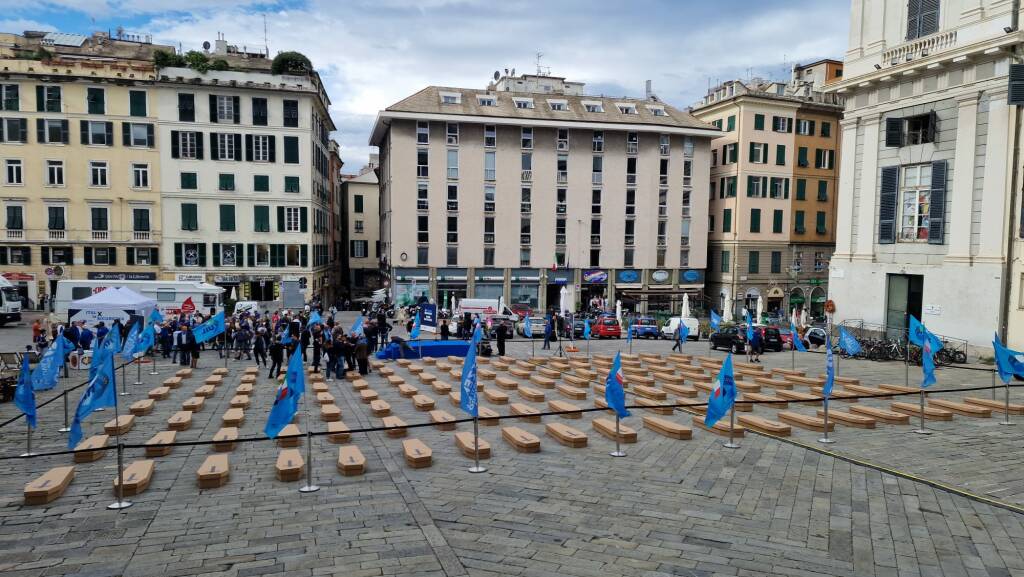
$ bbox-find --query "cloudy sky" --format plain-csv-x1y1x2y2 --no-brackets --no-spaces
0,0,850,172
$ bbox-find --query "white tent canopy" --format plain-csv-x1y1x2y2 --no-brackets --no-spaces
68,287,156,325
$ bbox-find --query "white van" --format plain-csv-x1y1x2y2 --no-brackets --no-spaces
456,298,520,323
0,277,22,325
660,317,700,340
56,280,224,322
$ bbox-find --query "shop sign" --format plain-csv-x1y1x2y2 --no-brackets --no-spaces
679,269,704,284
177,273,206,282
214,275,242,283
582,269,608,283
789,296,806,304
248,275,277,282
616,270,641,284
650,269,671,284
88,272,157,281
3,272,34,281
477,276,504,282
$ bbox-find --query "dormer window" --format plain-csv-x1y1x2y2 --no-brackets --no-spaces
617,103,637,115
439,91,461,104
513,98,534,109
477,95,496,106
548,99,568,111
648,106,666,117
583,101,604,113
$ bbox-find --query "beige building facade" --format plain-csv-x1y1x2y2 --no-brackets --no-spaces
371,74,718,314
341,160,383,298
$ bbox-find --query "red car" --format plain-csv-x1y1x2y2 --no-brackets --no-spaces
509,303,533,318
592,317,621,338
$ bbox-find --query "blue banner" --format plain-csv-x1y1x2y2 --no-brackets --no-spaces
31,335,74,391
705,354,737,428
14,355,35,428
264,348,304,438
421,304,437,333
459,326,483,417
604,352,629,418
710,310,722,331
193,311,225,344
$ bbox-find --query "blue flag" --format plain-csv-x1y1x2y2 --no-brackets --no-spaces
265,348,304,438
678,322,690,343
838,327,861,357
68,349,117,448
993,333,1024,384
410,311,421,340
91,323,121,383
149,307,164,324
823,332,835,406
459,326,483,417
14,355,35,428
308,311,323,327
583,319,591,340
32,335,73,391
133,322,155,356
744,311,754,342
120,322,142,359
626,319,633,343
908,316,942,388
350,315,363,336
193,311,225,344
710,310,722,332
281,325,292,344
791,323,808,352
704,353,737,428
523,315,532,338
604,352,630,418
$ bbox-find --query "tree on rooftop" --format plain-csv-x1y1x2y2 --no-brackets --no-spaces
271,51,312,75
153,49,186,68
184,50,211,73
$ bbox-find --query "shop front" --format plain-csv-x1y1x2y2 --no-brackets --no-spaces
809,286,827,319
789,287,805,315
393,268,430,307
545,268,574,312
581,269,609,312
647,269,674,315
743,287,761,318
614,269,642,314
473,269,505,304
509,268,540,311
436,268,468,309
213,275,243,305
766,286,785,318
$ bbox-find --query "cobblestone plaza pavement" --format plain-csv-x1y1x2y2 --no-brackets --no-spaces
2,314,1024,577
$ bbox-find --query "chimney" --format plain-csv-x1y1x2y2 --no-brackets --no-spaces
645,79,652,99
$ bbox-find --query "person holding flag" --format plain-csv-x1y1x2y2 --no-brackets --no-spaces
14,355,37,456
308,310,323,327
743,310,760,363
705,353,739,448
672,321,689,352
459,324,487,472
710,310,722,332
604,352,630,457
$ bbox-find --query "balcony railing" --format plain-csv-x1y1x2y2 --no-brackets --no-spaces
92,230,109,240
659,175,668,186
6,230,23,239
133,231,151,241
48,229,65,240
881,29,957,66
521,170,532,182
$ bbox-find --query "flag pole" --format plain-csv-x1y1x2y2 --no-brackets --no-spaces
992,369,997,401
119,362,129,396
134,355,143,385
609,414,626,457
1001,380,1014,426
469,415,486,473
59,391,70,433
108,357,132,510
724,407,739,449
149,348,159,375
300,369,320,493
913,389,930,435
20,422,35,457
818,400,834,444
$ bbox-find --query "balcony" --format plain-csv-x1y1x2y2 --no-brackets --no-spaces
881,29,957,67
48,229,65,240
681,236,690,247
6,230,23,239
133,231,151,241
657,237,667,247
521,170,532,182
92,230,109,240
557,171,568,184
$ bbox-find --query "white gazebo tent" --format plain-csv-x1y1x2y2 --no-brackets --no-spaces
68,287,157,326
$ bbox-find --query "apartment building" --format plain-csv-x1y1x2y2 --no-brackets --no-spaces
0,31,172,307
340,156,383,299
156,39,336,304
692,67,842,322
827,0,1020,347
327,140,344,305
370,73,718,314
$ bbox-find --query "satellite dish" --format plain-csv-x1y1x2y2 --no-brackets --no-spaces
202,40,211,50
493,70,500,81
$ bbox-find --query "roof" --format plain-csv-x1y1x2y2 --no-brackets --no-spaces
370,85,718,145
42,32,87,47
344,170,378,185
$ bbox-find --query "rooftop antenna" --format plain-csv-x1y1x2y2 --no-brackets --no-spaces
263,13,269,56
535,51,550,76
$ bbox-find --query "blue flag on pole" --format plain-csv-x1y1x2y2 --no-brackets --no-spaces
583,319,591,340
710,310,722,332
149,307,164,324
68,350,117,448
704,353,737,428
193,311,225,344
120,322,142,359
459,326,483,417
909,316,942,388
265,348,304,438
678,322,690,343
281,325,292,344
91,323,121,383
523,314,532,338
791,323,808,352
14,355,35,428
604,352,630,418
823,332,835,405
744,311,755,341
133,322,155,356
308,311,322,327
410,311,421,340
838,327,862,357
350,315,364,336
32,335,73,391
993,332,1024,384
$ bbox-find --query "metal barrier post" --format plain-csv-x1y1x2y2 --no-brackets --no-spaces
299,377,319,493
913,389,930,435
469,416,487,472
149,351,159,376
818,400,834,444
20,422,36,457
119,362,129,396
108,365,132,510
610,414,626,457
724,408,740,449
1001,382,1014,426
134,356,142,385
59,391,70,433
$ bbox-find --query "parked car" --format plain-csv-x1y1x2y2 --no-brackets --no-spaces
515,316,546,338
592,317,621,339
760,326,784,352
803,327,828,348
631,317,660,339
661,317,700,340
778,327,794,349
709,326,746,353
572,318,586,338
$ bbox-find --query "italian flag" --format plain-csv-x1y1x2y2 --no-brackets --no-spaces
551,254,558,272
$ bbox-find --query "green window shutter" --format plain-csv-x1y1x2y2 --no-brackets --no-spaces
254,174,270,192
721,250,730,273
212,243,221,267
775,144,785,166
300,207,308,232
220,204,236,231
754,114,764,130
817,180,828,201
174,243,183,267
821,122,831,138
727,115,736,131
284,136,299,163
749,142,757,163
770,251,781,274
773,210,783,233
729,144,737,164
247,244,255,267
750,208,761,233
277,206,285,232
928,160,948,245
300,245,308,268
783,178,790,199
815,148,823,168
748,251,759,274
354,195,364,213
197,243,207,267
708,215,715,232
129,90,147,117
746,175,756,197
798,147,808,167
181,203,197,231
795,211,805,233
796,179,806,200
35,85,44,112
180,172,197,190
254,205,269,232
816,211,827,234
284,176,299,193
723,209,732,233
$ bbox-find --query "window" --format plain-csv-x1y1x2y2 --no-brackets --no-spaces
446,122,459,145
726,115,736,131
747,175,765,198
521,187,531,213
748,251,759,274
215,95,236,122
814,251,828,272
522,217,533,244
218,243,238,267
417,215,429,242
900,164,932,241
177,93,195,122
124,123,153,147
591,189,601,215
709,215,715,232
417,246,428,265
557,154,568,183
251,97,268,126
447,184,459,211
754,113,765,130
82,120,111,145
907,0,940,40
750,208,761,233
416,121,430,144
132,208,150,233
129,90,147,117
447,215,458,243
47,206,65,230
179,171,198,190
723,209,732,233
589,249,600,267
447,149,459,179
6,205,22,230
417,149,429,177
283,100,299,127
86,87,105,114
625,189,636,216
886,113,937,147
771,116,793,133
794,210,806,234
220,204,236,232
477,96,495,106
181,203,198,231
1,118,26,143
626,132,638,154
617,104,636,115
254,244,270,267
521,153,532,181
557,128,569,151
592,131,604,152
660,134,670,155
46,160,63,186
441,93,461,105
251,135,270,162
711,150,718,166
520,248,531,266
816,211,827,234
557,188,567,214
92,247,113,265
750,142,768,164
284,207,301,232
182,243,201,267
722,143,737,164
624,248,634,268
821,122,832,138
417,183,429,210
484,125,496,147
174,131,199,159
776,144,787,166
253,174,270,192
5,159,21,185
352,240,368,258
521,127,533,149
1,84,18,111
484,217,495,244
814,148,835,169
37,85,61,112
214,133,238,160
555,217,565,245
584,102,603,113
773,210,783,234
721,250,730,273
283,136,299,163
484,185,495,212
548,100,567,111
91,207,108,232
680,249,690,267
817,180,828,201
219,173,236,191
254,205,270,232
770,177,789,199
650,107,667,117
513,98,533,109
796,119,815,135
768,251,781,274
592,156,603,184
484,151,496,181
132,163,149,189
354,195,364,213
